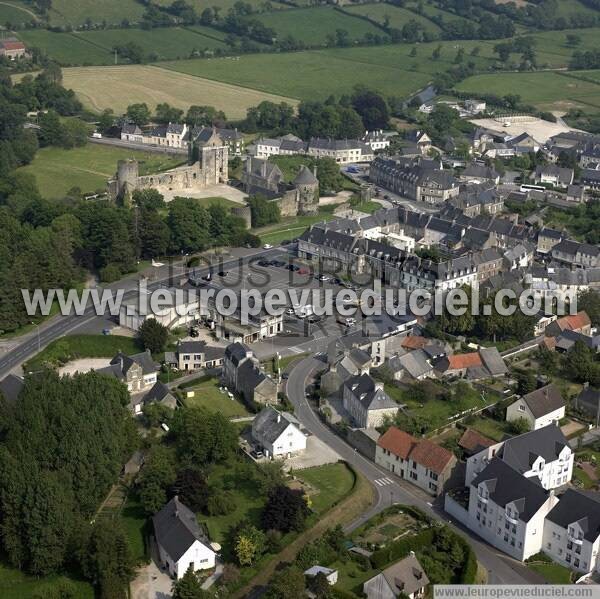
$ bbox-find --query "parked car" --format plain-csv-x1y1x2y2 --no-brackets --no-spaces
318,274,330,281
217,271,228,277
298,267,309,275
263,244,273,249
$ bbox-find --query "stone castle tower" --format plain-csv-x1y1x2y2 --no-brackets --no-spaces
293,165,319,215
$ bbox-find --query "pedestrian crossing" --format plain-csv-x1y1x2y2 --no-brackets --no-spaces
374,477,394,487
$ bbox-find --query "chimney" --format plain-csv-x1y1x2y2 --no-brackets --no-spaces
276,413,281,423
375,381,384,391
410,550,416,557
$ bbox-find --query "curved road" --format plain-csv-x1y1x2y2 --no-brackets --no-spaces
286,356,545,585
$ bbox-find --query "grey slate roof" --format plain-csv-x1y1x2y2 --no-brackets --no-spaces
479,347,508,376
224,342,250,366
143,381,176,408
519,384,565,418
253,406,301,444
344,373,397,411
380,553,430,596
546,489,600,543
397,349,432,379
471,458,549,522
293,165,318,185
500,424,569,474
153,496,211,562
0,374,24,403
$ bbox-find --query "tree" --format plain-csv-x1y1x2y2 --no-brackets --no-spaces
155,102,184,124
167,197,211,253
78,521,134,599
185,105,226,127
351,88,389,129
172,566,210,599
577,290,600,327
265,565,306,599
247,194,280,228
172,467,210,512
566,33,582,47
509,417,531,435
432,44,442,59
137,445,177,514
138,319,168,354
133,189,165,211
38,109,63,147
234,523,266,566
515,370,536,395
126,103,151,126
261,485,309,533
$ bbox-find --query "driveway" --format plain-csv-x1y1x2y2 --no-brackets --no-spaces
130,539,173,599
284,434,341,471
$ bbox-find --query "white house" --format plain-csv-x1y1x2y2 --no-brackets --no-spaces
251,406,306,459
363,553,429,599
506,384,566,431
96,350,158,393
465,425,573,491
543,489,600,575
153,496,216,579
466,457,558,561
304,565,338,585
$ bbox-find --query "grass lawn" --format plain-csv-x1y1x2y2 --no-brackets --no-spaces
24,334,141,372
466,416,511,442
0,564,94,599
72,26,228,62
296,463,356,514
183,378,250,418
0,1,38,24
528,561,573,584
18,29,112,65
120,494,148,564
189,196,241,210
18,143,185,199
252,6,385,46
254,212,335,245
47,0,145,27
455,70,600,112
345,3,440,34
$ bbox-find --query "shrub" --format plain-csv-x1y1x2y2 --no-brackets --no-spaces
370,528,435,569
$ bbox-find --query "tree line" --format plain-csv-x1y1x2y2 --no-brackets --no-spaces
0,370,137,597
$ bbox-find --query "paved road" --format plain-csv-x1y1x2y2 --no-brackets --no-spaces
285,356,546,585
1,247,288,378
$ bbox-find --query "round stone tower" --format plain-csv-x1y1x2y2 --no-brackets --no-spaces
293,165,319,215
232,205,252,229
116,159,139,201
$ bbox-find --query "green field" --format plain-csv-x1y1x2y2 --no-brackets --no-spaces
344,3,440,35
455,70,600,111
19,144,185,199
0,564,94,599
553,0,600,20
253,6,385,46
74,26,228,61
297,463,355,514
18,29,112,65
183,378,250,418
47,0,145,26
0,0,37,24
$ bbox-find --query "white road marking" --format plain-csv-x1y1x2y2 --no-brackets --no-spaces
374,477,394,487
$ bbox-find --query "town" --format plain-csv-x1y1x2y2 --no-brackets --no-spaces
3,1,600,598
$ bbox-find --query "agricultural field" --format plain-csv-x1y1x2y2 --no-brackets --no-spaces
252,6,385,46
0,0,38,25
46,0,145,27
578,70,600,84
552,0,600,20
74,26,228,60
18,29,112,65
344,3,441,35
455,71,600,111
19,144,185,199
60,64,298,118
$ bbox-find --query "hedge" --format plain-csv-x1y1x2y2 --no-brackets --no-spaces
370,528,436,570
459,543,478,583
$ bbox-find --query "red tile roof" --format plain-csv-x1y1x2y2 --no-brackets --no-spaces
408,439,455,475
459,428,495,453
446,352,482,370
558,310,591,332
378,427,455,475
0,41,25,51
377,427,415,459
401,336,428,350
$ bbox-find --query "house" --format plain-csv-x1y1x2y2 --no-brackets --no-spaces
153,496,216,579
543,488,600,575
536,228,563,254
0,373,24,404
566,185,585,204
363,129,392,151
387,349,433,381
465,457,558,560
120,122,144,143
307,137,374,163
465,425,573,491
363,553,429,599
506,385,565,430
342,374,399,428
574,385,600,424
0,39,27,60
434,347,506,380
140,381,177,412
458,428,495,457
376,427,457,496
222,342,278,405
406,130,432,154
551,240,600,268
165,340,224,371
534,165,574,188
96,350,158,393
304,565,338,585
460,164,500,185
251,406,306,458
545,311,592,338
